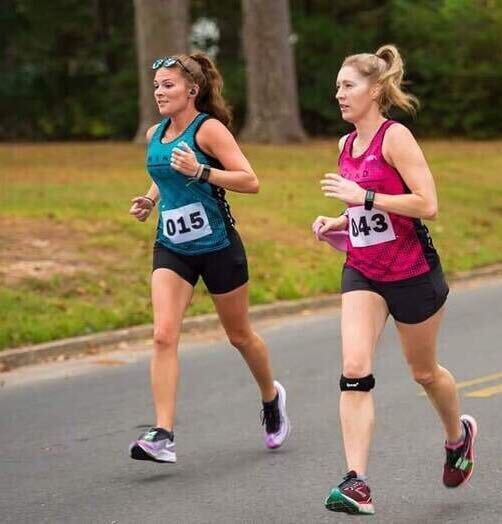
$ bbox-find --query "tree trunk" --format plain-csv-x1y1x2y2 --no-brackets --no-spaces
133,0,189,143
240,0,306,143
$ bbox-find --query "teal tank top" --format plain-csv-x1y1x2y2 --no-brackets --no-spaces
147,113,235,255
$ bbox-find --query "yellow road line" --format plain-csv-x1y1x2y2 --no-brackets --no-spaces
455,372,502,389
419,371,502,396
465,383,502,398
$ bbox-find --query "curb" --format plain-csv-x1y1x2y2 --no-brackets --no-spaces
1,264,501,372
0,294,342,371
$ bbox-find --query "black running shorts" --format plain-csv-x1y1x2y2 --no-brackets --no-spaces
341,263,449,324
152,228,249,294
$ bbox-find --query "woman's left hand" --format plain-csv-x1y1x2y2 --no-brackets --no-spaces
170,142,200,177
321,173,365,205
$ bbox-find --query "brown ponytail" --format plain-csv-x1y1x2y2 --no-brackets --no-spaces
174,52,232,128
342,44,419,115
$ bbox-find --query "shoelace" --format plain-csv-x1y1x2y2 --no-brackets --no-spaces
446,422,469,469
142,428,159,441
260,404,281,434
446,444,471,470
339,477,361,491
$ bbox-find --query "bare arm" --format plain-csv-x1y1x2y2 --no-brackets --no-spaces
197,119,259,193
129,125,160,221
321,125,438,220
144,124,160,204
376,124,438,220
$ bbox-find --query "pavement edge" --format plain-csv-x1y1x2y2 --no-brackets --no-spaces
1,264,501,371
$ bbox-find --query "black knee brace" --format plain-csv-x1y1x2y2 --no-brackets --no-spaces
340,374,375,392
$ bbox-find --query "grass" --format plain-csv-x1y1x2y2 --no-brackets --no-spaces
0,139,501,350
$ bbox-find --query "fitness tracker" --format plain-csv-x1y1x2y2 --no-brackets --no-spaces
364,189,375,211
199,164,211,183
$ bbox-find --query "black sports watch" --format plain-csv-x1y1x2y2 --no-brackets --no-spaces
364,189,375,211
199,164,211,183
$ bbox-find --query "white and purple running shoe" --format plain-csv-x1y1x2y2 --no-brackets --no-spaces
261,380,291,450
129,427,176,463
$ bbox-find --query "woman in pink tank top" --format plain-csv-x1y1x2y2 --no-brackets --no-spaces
313,45,477,516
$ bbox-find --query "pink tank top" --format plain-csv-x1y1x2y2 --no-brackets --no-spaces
339,120,439,281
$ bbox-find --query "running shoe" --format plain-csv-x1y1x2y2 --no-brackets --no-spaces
443,414,477,488
325,470,375,515
261,380,290,450
129,427,176,463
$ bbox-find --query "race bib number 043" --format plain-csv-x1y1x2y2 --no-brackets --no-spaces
348,206,396,248
161,202,212,244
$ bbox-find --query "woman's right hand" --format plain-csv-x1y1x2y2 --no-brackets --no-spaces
129,196,155,222
312,215,348,238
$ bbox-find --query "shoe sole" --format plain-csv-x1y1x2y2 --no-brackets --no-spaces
129,442,176,464
325,489,375,515
457,414,477,486
266,380,291,450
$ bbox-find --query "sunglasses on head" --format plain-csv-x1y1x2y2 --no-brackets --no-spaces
152,57,194,79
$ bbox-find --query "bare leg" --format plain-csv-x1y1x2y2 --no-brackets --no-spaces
340,291,389,476
396,307,462,442
211,283,276,402
151,269,193,431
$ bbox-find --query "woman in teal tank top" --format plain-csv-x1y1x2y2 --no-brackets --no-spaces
128,53,290,463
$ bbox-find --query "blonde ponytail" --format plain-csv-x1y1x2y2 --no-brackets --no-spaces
342,44,419,115
374,45,419,114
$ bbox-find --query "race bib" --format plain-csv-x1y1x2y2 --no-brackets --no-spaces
161,202,212,244
348,206,396,248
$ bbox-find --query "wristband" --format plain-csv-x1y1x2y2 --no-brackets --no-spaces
364,189,375,211
199,164,211,183
194,163,203,179
144,196,156,207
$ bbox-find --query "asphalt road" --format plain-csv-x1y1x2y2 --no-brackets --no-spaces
1,280,501,523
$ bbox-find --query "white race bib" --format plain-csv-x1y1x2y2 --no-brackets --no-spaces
348,206,396,248
161,202,212,244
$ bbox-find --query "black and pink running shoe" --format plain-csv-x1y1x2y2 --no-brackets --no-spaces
443,414,477,488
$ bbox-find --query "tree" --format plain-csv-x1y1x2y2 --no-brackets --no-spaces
240,0,306,143
133,0,189,142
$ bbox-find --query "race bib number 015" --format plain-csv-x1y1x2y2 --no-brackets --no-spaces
161,202,212,244
348,206,396,248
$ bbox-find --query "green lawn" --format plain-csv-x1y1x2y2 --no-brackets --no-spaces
1,139,501,350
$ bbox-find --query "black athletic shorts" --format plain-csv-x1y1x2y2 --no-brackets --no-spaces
341,263,449,324
152,228,249,294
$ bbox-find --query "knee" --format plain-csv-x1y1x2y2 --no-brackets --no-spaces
153,329,178,353
411,368,437,386
228,330,255,351
342,359,371,379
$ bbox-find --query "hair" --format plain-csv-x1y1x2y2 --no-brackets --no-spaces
173,52,232,128
342,44,419,115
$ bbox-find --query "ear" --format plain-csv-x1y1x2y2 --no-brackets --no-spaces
371,84,382,101
188,85,199,97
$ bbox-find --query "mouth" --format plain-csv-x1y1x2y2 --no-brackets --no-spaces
339,104,349,112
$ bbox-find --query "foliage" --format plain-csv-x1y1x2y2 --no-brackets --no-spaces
1,139,501,349
0,0,501,139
